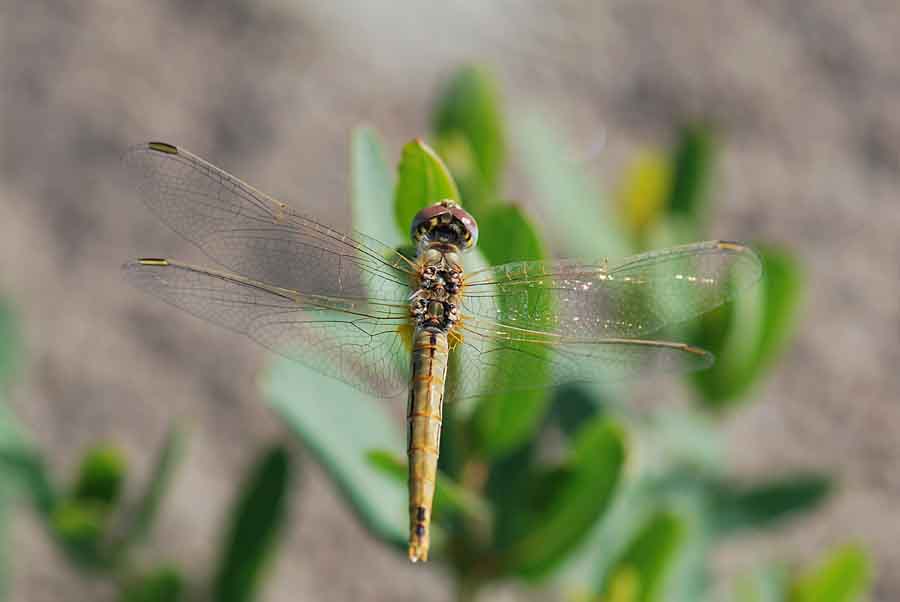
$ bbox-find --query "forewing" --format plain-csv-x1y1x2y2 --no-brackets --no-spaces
124,259,411,398
460,240,762,340
447,320,713,400
124,142,413,303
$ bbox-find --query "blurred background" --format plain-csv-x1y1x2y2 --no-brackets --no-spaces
1,2,899,601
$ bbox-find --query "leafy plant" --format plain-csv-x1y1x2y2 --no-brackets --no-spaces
0,297,297,602
262,64,841,602
733,544,872,602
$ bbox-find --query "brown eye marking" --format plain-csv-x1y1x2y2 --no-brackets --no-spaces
417,506,427,521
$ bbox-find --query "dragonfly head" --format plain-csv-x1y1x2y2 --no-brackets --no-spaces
411,200,478,251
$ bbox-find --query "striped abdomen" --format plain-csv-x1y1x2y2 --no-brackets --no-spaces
406,327,449,562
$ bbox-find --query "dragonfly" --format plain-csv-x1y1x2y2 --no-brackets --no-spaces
122,141,762,563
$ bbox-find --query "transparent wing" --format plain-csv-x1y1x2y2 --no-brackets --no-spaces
446,319,713,400
460,240,762,339
123,259,411,398
124,142,413,303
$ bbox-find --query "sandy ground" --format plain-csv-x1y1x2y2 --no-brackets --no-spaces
1,1,899,600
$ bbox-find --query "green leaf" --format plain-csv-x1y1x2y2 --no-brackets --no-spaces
434,132,489,217
394,139,461,236
789,544,871,602
433,65,506,206
515,112,629,259
470,204,551,457
692,246,805,410
476,204,544,267
599,511,686,602
503,418,626,579
51,498,107,567
72,444,127,508
213,445,292,602
263,358,406,548
115,425,186,552
0,449,55,517
546,384,603,439
120,566,185,602
351,126,403,248
483,437,538,553
747,248,806,373
0,298,22,392
0,298,58,517
0,404,56,517
366,449,490,524
666,124,715,225
708,473,831,536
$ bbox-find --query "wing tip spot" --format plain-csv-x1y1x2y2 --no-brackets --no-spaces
136,258,170,266
716,240,748,253
147,142,179,155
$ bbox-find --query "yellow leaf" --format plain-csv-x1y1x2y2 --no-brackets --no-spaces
616,151,671,237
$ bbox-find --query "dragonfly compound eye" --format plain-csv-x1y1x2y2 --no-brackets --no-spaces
410,200,479,250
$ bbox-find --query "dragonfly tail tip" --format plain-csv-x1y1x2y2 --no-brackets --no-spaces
408,544,429,563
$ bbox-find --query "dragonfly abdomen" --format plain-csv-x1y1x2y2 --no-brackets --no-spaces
406,326,449,562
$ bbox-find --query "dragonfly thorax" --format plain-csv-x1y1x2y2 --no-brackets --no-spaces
411,246,464,331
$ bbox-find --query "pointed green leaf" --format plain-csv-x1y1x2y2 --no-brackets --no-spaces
351,126,403,247
708,473,831,536
120,566,185,602
433,65,506,206
366,449,490,524
394,139,461,236
115,425,186,552
692,246,805,410
747,248,806,371
599,511,686,602
212,445,292,602
789,544,871,602
503,418,626,579
263,358,406,548
666,124,715,225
